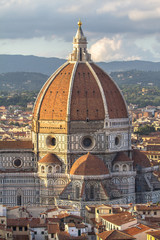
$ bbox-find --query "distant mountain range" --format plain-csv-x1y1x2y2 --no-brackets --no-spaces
1,54,160,91
1,54,160,75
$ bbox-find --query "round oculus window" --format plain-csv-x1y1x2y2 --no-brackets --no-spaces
46,136,56,147
13,159,22,168
115,136,120,146
81,136,95,150
83,137,92,147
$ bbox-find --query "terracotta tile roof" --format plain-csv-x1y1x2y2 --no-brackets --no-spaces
57,231,71,240
47,223,60,234
135,204,160,211
67,223,86,229
91,63,128,119
67,215,83,220
58,231,87,240
132,149,151,168
0,224,12,232
38,153,62,164
7,218,46,228
52,213,70,219
76,223,86,229
29,218,47,228
45,207,58,213
0,140,33,149
14,236,29,240
34,63,74,120
102,212,136,226
7,218,29,227
47,218,60,223
67,223,75,227
145,216,160,222
113,151,132,163
70,152,109,176
147,230,160,239
97,230,135,240
70,63,105,121
124,224,151,235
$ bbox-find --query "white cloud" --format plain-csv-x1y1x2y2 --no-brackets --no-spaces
89,36,123,62
97,0,160,21
129,8,160,21
89,35,152,62
97,1,126,14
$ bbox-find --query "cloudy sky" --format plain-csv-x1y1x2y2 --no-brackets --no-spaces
1,0,160,62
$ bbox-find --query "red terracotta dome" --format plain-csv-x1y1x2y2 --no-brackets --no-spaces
113,152,132,163
33,23,128,122
38,153,62,165
70,152,109,176
33,62,128,121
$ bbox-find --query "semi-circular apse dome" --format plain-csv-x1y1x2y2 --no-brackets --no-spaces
70,152,109,176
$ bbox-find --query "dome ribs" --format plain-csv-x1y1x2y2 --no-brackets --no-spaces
91,63,128,119
38,64,74,120
70,63,105,121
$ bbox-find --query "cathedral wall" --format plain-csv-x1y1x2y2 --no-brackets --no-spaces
0,151,35,170
0,173,40,206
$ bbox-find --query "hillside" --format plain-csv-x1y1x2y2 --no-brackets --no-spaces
0,55,65,75
110,70,160,87
1,54,160,75
0,69,160,92
0,72,48,91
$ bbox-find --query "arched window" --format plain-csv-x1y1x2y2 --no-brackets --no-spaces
122,178,128,183
90,185,94,200
123,165,127,172
41,166,45,173
56,165,60,173
17,195,22,206
129,164,132,171
80,48,82,61
48,180,53,186
114,178,120,184
48,166,52,173
85,187,89,200
114,164,119,172
76,186,80,199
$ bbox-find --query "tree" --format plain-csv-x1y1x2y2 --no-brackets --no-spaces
136,125,156,135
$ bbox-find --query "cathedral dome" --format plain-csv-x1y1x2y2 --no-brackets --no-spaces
70,152,109,176
33,22,128,123
38,153,62,165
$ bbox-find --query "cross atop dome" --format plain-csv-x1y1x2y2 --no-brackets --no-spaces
68,20,91,62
